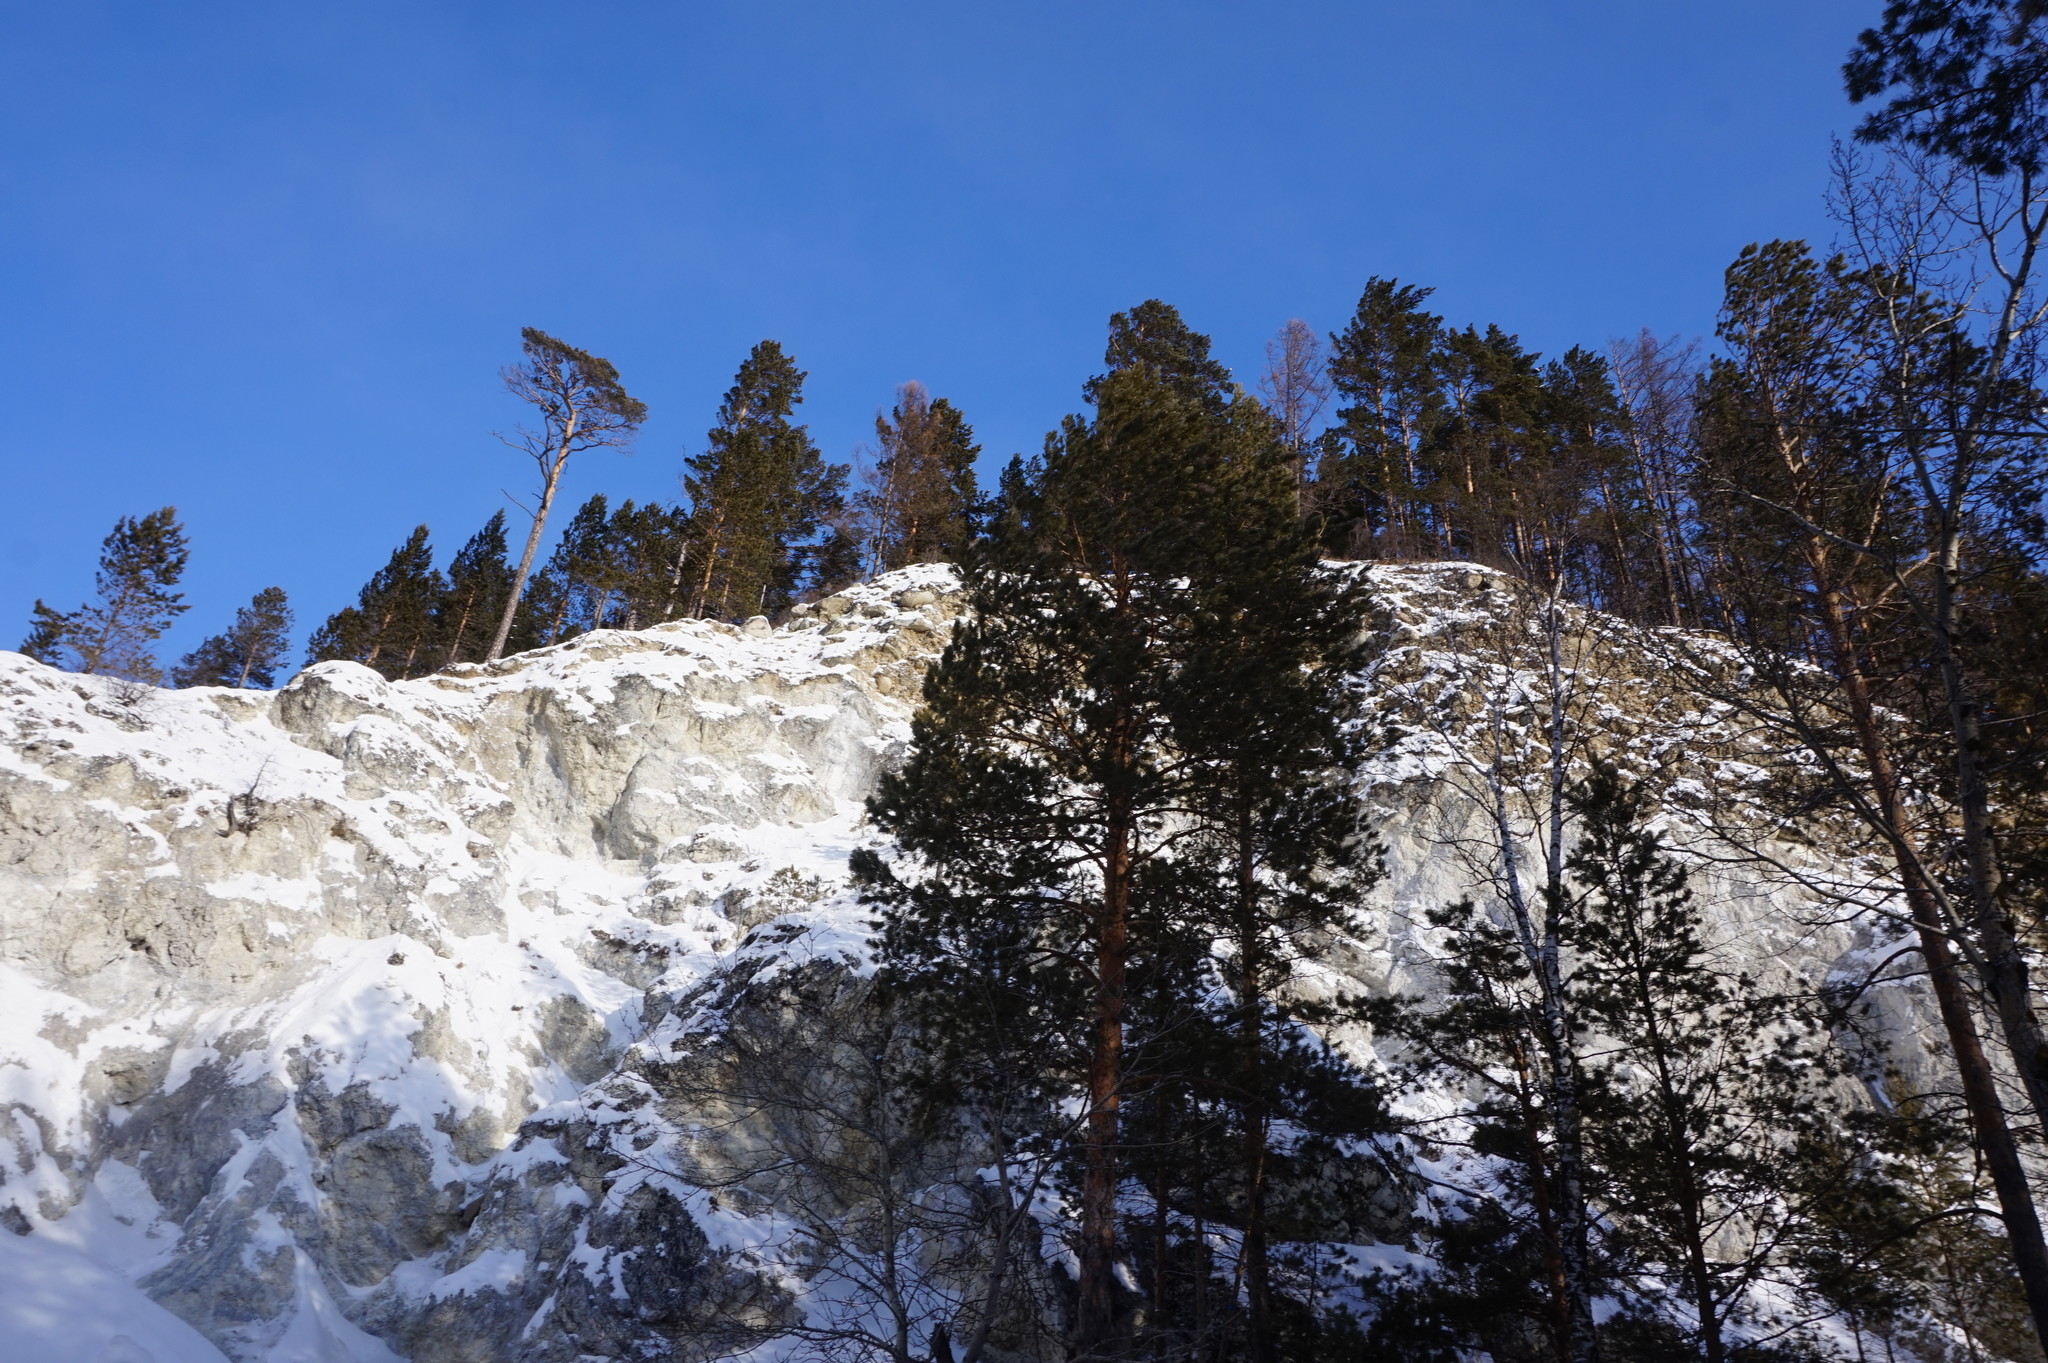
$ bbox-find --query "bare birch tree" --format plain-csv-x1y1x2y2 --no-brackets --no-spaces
1257,318,1331,509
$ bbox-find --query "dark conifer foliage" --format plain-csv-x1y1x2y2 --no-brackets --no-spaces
305,525,446,679
522,494,614,645
1800,1089,2045,1360
1321,276,1448,558
1313,287,1657,613
1085,298,1236,413
19,601,73,667
1564,769,1855,1363
522,494,696,644
172,586,293,689
854,381,982,573
810,525,863,596
1846,0,2048,176
18,507,191,683
436,511,515,667
683,341,848,618
859,301,1386,1361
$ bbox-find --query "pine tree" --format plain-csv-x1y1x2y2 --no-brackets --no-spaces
1165,475,1383,1362
27,507,192,683
1691,235,2048,1339
858,301,1357,1358
487,328,647,661
1565,767,1850,1362
1845,0,2048,178
856,381,982,572
810,525,863,596
522,494,613,644
684,341,847,618
1798,1083,2041,1363
435,511,516,666
1369,891,1583,1360
306,526,445,679
607,499,696,629
19,601,72,666
1320,277,1446,556
1084,299,1235,414
172,587,293,688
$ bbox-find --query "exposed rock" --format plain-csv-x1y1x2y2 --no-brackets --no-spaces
0,561,1934,1361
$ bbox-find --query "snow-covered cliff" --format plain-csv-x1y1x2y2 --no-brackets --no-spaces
0,563,1919,1362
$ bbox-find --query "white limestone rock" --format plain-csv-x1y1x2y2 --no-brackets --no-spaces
0,561,1933,1361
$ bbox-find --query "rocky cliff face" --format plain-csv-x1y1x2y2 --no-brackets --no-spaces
0,563,1925,1363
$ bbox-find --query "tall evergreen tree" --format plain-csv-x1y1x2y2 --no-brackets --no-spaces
604,498,696,629
1164,493,1382,1362
522,494,614,645
306,525,445,679
856,381,982,572
684,341,846,618
1689,235,2048,1339
1321,277,1446,557
172,587,293,688
21,507,191,683
435,512,515,666
1565,768,1851,1362
487,328,646,661
1084,299,1235,414
857,302,1369,1359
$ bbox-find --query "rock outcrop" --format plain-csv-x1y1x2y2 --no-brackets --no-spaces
0,562,1930,1362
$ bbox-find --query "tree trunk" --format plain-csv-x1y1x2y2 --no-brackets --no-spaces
1813,577,2048,1342
1077,803,1131,1358
1235,800,1273,1363
488,446,569,662
1925,525,2048,1138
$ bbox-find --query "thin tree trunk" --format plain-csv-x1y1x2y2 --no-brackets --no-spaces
1923,513,2048,1138
1235,798,1272,1363
1811,576,2048,1340
488,443,570,662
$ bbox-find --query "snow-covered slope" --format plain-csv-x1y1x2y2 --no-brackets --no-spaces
0,563,1924,1362
0,566,959,1363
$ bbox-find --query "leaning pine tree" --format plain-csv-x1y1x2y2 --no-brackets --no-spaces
486,328,646,661
857,301,1364,1359
21,507,191,683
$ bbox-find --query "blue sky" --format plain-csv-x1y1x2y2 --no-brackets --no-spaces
2,1,1875,661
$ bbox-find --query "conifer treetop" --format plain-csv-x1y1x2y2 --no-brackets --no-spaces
1847,0,2048,175
1086,299,1235,415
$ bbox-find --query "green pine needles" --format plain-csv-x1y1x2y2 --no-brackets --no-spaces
856,301,1387,1363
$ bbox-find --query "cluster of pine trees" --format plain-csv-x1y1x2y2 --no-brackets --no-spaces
14,333,984,685
15,3,2048,1356
788,281,2036,1361
298,336,982,680
663,8,2048,1361
21,506,294,690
